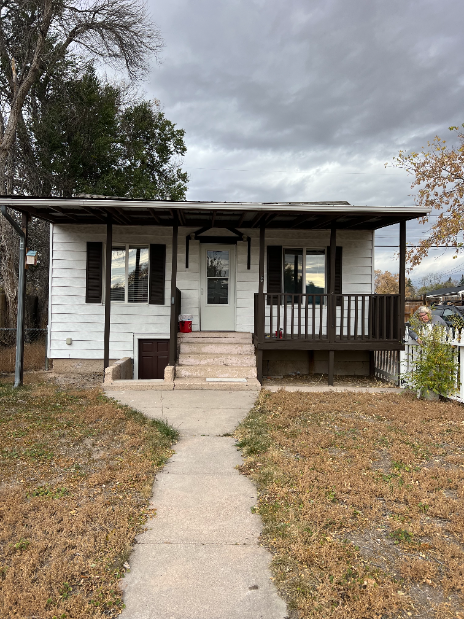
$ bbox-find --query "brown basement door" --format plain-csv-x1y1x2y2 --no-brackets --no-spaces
138,339,169,379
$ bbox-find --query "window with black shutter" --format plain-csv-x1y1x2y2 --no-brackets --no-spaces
109,245,150,303
86,242,103,303
267,245,282,305
149,244,166,305
327,246,343,305
86,242,166,305
266,245,341,305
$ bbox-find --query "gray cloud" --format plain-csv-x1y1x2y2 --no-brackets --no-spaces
145,0,464,278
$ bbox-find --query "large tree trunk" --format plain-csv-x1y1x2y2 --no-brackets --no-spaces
0,209,19,327
0,149,8,196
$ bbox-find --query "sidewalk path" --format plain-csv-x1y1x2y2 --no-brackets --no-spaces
104,388,288,619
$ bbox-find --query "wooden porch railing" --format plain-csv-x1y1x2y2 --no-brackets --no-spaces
254,293,401,344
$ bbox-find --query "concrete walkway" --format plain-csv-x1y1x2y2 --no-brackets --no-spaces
104,388,288,619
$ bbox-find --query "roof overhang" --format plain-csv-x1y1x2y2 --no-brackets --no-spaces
0,197,431,231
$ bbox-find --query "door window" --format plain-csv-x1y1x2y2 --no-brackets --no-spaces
206,250,229,304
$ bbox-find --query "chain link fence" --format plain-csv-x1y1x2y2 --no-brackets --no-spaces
0,328,48,373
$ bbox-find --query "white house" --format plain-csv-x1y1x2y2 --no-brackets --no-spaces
3,197,429,386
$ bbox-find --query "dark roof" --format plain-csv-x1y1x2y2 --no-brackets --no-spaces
426,286,464,297
0,196,431,230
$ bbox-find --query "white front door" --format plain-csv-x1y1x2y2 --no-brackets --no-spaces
200,244,236,331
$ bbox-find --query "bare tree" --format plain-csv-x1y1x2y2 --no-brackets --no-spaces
0,0,163,192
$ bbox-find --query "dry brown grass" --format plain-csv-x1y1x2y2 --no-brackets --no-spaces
236,390,464,619
0,341,47,373
0,381,178,618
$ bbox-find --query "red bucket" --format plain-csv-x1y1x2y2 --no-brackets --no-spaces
179,320,192,333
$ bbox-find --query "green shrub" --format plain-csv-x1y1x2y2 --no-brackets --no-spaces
406,322,459,397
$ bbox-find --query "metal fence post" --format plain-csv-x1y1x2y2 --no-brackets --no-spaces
460,342,464,402
45,324,49,371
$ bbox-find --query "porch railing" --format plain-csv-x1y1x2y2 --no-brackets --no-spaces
253,293,401,343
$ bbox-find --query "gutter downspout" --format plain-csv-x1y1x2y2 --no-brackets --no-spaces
0,206,27,387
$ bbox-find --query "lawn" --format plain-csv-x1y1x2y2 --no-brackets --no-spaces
0,381,178,618
236,390,464,619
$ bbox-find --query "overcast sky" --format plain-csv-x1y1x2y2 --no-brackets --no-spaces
144,0,464,285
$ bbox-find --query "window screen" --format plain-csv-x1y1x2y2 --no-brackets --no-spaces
305,250,325,303
128,247,149,303
110,245,149,303
110,247,126,302
284,248,303,294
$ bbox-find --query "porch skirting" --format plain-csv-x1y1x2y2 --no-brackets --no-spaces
263,349,371,377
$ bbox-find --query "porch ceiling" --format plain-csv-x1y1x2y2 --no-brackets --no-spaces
0,196,430,230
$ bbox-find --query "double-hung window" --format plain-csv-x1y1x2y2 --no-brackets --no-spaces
283,248,325,302
110,245,149,303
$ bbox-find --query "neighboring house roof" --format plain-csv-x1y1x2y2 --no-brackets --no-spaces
426,286,464,297
0,196,431,230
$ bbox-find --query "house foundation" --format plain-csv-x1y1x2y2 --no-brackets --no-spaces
52,359,117,374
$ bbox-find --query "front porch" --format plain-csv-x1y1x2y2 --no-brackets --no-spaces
2,197,429,388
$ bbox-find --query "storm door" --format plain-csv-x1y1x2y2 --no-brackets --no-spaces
200,245,236,331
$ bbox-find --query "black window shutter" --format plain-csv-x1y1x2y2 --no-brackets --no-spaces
86,242,103,303
149,244,166,305
267,245,282,305
327,246,343,304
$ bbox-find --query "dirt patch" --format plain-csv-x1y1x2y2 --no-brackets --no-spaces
263,373,397,388
236,390,464,618
0,370,104,389
0,380,178,618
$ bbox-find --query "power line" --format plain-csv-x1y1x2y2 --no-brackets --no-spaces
375,245,464,248
191,168,406,175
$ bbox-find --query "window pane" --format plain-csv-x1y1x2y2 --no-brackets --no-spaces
128,247,149,303
284,248,303,294
111,247,126,301
306,250,325,304
207,250,229,277
207,278,229,304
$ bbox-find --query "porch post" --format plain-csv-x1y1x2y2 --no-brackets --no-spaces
256,221,265,383
169,219,179,367
104,214,112,370
399,221,406,342
328,223,337,386
18,213,29,387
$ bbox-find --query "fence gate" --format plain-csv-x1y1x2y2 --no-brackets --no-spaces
374,350,400,385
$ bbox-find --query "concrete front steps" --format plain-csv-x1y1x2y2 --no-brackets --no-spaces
175,332,260,390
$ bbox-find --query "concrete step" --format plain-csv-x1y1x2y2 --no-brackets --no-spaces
103,379,173,391
178,336,252,345
178,333,253,344
174,377,261,391
178,353,257,367
176,365,257,379
178,331,252,341
180,343,255,355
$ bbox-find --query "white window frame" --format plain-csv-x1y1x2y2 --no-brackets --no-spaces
103,243,150,305
282,246,327,296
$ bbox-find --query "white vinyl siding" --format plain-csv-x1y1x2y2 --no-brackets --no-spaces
49,225,374,360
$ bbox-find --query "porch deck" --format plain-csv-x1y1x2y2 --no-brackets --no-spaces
253,292,403,351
